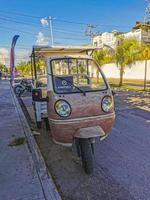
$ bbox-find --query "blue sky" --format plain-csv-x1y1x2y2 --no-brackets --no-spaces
0,0,147,64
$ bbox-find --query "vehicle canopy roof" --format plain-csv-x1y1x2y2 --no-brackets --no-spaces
31,45,99,59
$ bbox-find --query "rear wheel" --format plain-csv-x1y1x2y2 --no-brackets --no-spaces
44,117,50,130
36,121,42,129
34,111,42,129
79,138,94,175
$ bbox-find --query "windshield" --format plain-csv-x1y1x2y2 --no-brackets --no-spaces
51,58,107,94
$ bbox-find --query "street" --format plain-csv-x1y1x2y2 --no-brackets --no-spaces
22,90,150,200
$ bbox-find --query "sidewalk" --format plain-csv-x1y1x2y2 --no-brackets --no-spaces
0,80,61,200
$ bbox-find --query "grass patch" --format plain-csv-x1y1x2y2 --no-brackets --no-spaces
9,137,26,146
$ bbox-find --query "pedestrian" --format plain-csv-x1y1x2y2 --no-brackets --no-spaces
4,69,8,80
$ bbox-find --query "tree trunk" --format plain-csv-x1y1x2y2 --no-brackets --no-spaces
119,67,124,86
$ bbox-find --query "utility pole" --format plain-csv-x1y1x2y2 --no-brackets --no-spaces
41,16,55,46
143,0,150,90
48,16,55,46
85,24,97,45
144,58,148,90
144,0,150,23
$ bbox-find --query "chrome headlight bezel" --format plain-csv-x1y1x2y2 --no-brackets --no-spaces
54,100,71,118
101,95,113,112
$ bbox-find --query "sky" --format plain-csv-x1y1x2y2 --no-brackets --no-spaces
0,0,147,65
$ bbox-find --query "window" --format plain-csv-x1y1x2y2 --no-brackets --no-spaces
51,58,107,94
36,59,47,87
94,41,98,46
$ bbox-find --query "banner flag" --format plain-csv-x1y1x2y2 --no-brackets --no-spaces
10,35,19,84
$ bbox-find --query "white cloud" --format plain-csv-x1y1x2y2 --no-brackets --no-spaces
36,32,49,46
0,48,9,65
40,18,49,26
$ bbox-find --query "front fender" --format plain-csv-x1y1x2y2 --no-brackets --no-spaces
74,126,106,139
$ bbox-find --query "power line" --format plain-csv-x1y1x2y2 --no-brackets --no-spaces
0,25,89,41
0,9,132,47
0,10,131,28
0,16,34,26
55,19,87,25
55,36,89,41
0,10,41,19
53,28,87,36
55,28,85,34
0,14,88,35
55,19,131,28
0,26,37,35
0,14,40,25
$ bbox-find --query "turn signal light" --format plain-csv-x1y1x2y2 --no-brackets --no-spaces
34,92,39,96
32,89,42,101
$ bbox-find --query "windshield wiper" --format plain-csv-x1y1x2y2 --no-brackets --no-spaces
47,73,86,96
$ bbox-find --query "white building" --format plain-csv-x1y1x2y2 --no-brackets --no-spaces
123,29,142,41
124,29,150,43
93,32,117,48
92,22,150,81
92,22,150,48
0,48,8,65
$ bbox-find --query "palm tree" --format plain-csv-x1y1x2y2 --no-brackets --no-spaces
115,36,141,86
16,61,31,75
93,48,109,67
93,48,111,83
0,63,5,71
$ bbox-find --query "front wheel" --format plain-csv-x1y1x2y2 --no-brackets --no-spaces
14,85,24,97
79,138,94,175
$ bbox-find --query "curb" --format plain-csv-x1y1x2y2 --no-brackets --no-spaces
10,83,62,200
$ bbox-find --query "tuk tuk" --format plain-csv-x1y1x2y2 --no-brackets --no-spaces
31,46,115,174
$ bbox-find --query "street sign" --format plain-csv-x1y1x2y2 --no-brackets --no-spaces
143,47,150,59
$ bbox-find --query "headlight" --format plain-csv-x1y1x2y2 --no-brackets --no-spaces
102,96,113,112
55,100,71,117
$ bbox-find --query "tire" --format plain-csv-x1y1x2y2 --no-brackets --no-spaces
34,111,42,129
44,117,50,130
36,121,42,129
14,85,24,97
79,138,94,175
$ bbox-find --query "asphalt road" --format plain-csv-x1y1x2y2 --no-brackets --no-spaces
22,90,150,200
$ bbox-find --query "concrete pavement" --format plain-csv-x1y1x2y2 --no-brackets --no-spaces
0,80,61,200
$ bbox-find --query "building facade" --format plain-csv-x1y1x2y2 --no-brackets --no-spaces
92,22,150,48
93,32,117,48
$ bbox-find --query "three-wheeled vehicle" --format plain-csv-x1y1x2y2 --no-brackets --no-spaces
31,46,115,174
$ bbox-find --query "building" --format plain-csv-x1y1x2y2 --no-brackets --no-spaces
92,22,150,48
93,31,118,48
132,21,150,44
